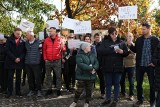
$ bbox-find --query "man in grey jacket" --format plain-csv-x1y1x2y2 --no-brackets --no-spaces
25,31,42,97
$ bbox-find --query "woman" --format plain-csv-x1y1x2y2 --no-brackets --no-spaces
69,42,99,107
99,27,129,106
120,32,136,101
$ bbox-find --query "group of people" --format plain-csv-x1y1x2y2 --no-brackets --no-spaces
0,22,160,107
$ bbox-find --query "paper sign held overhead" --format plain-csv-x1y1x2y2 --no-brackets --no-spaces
47,20,59,29
0,33,4,40
74,21,92,34
19,19,35,32
62,17,79,30
118,6,137,20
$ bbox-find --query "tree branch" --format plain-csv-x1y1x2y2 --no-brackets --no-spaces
65,0,73,18
72,0,90,18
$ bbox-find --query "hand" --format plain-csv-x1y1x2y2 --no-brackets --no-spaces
15,58,20,63
148,63,155,67
62,59,65,63
91,69,96,74
115,49,123,54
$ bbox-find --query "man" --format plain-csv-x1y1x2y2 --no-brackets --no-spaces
43,27,66,96
93,33,105,99
5,28,25,98
130,23,159,107
25,31,43,97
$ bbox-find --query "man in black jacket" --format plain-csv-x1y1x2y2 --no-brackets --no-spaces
130,23,159,107
5,28,25,98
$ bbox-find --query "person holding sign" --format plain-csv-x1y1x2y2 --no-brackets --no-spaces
99,27,129,106
5,28,25,98
43,27,66,97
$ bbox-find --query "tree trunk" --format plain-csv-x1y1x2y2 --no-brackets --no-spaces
65,0,73,18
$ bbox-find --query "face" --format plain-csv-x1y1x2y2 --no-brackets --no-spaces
84,37,91,43
84,46,91,53
94,35,101,42
142,26,150,35
14,31,22,39
25,32,32,40
49,28,56,38
110,31,118,40
126,33,134,42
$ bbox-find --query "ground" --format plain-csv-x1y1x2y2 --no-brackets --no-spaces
0,83,150,107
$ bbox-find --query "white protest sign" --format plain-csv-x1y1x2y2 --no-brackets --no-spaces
39,32,44,40
74,21,92,34
19,19,35,32
47,20,59,29
118,6,137,20
0,33,4,40
68,39,81,49
42,0,54,4
62,17,79,30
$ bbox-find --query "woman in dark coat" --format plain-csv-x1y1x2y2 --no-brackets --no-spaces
99,27,129,107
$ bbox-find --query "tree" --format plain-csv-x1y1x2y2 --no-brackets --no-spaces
0,0,56,35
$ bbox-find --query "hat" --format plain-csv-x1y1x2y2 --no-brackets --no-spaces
80,42,91,50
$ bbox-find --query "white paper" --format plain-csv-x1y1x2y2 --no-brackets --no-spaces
74,21,92,34
19,19,35,32
39,32,44,40
118,6,137,19
0,33,4,39
62,17,79,30
68,39,81,49
47,20,59,29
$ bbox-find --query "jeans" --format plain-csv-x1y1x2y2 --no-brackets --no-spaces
104,72,122,100
120,67,135,96
7,69,22,95
25,64,42,91
136,66,155,104
156,91,160,107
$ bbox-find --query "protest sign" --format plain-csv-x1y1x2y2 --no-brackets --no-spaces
62,17,79,30
47,20,59,29
0,33,4,40
74,21,92,34
68,39,81,49
19,19,35,32
118,6,137,20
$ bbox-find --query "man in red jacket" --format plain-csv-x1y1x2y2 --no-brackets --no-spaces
43,27,66,96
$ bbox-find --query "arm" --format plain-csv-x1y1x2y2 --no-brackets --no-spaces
76,55,93,71
92,56,99,70
43,40,47,61
152,46,160,66
5,39,16,61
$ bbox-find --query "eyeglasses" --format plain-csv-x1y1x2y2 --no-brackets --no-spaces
69,37,74,38
111,32,117,36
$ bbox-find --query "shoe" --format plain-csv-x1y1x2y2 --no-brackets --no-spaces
57,90,62,96
69,102,77,107
150,102,155,107
110,100,118,107
5,94,11,98
84,103,89,107
100,99,111,106
100,94,105,99
129,96,134,101
45,89,52,96
37,90,43,97
27,90,34,97
16,92,22,97
134,100,143,107
120,93,126,99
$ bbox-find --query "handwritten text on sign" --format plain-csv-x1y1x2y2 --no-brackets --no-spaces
118,6,137,19
74,21,92,34
19,19,35,32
